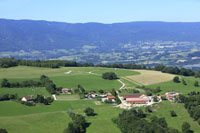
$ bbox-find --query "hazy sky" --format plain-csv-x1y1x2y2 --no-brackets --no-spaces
0,0,200,23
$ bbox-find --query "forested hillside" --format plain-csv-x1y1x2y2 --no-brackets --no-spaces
1,19,200,52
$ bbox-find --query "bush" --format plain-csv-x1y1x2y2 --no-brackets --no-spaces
182,79,187,85
153,96,159,102
104,100,113,104
194,81,199,87
79,93,85,99
98,89,104,94
173,76,180,83
0,128,8,133
170,110,177,117
145,106,152,113
182,122,193,133
197,119,200,125
102,72,118,80
161,96,166,100
84,107,95,116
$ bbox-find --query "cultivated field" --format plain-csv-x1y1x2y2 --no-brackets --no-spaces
125,70,175,85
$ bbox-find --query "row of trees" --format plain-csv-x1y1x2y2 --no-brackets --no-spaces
1,75,59,94
111,88,121,104
155,65,195,76
1,79,42,88
35,94,54,105
98,63,146,69
0,58,94,68
0,94,17,101
40,75,59,94
113,108,182,133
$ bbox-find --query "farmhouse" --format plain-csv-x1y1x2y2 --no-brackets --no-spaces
107,95,115,102
21,96,34,102
165,92,179,101
123,95,150,104
62,88,72,94
85,92,98,99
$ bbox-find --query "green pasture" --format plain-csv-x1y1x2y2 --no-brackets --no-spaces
150,101,200,132
148,75,200,95
51,75,121,91
56,94,80,101
0,100,122,133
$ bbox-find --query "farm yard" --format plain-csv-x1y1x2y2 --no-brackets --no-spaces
0,66,200,132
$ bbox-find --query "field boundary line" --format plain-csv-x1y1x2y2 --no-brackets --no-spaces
122,77,143,86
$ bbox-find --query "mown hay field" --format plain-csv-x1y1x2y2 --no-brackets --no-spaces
125,70,175,85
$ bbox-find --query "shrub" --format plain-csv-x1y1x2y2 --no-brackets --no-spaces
102,72,118,80
84,107,95,116
173,76,180,83
170,110,177,117
182,79,187,85
153,96,159,102
145,106,152,113
194,81,199,87
0,128,8,133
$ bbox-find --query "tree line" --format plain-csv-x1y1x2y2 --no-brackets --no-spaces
1,79,42,88
0,57,94,68
1,75,59,94
179,92,200,125
64,107,96,133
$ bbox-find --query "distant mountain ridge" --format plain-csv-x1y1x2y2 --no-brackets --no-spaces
0,18,200,52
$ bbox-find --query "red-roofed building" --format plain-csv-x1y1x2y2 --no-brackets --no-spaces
107,95,115,102
123,95,144,100
165,92,179,101
21,96,34,102
124,95,150,104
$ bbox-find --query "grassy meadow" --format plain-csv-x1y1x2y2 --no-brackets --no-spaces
148,75,200,95
0,100,122,133
150,101,200,132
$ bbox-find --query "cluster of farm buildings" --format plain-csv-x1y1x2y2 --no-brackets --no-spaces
20,86,179,108
60,88,179,108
